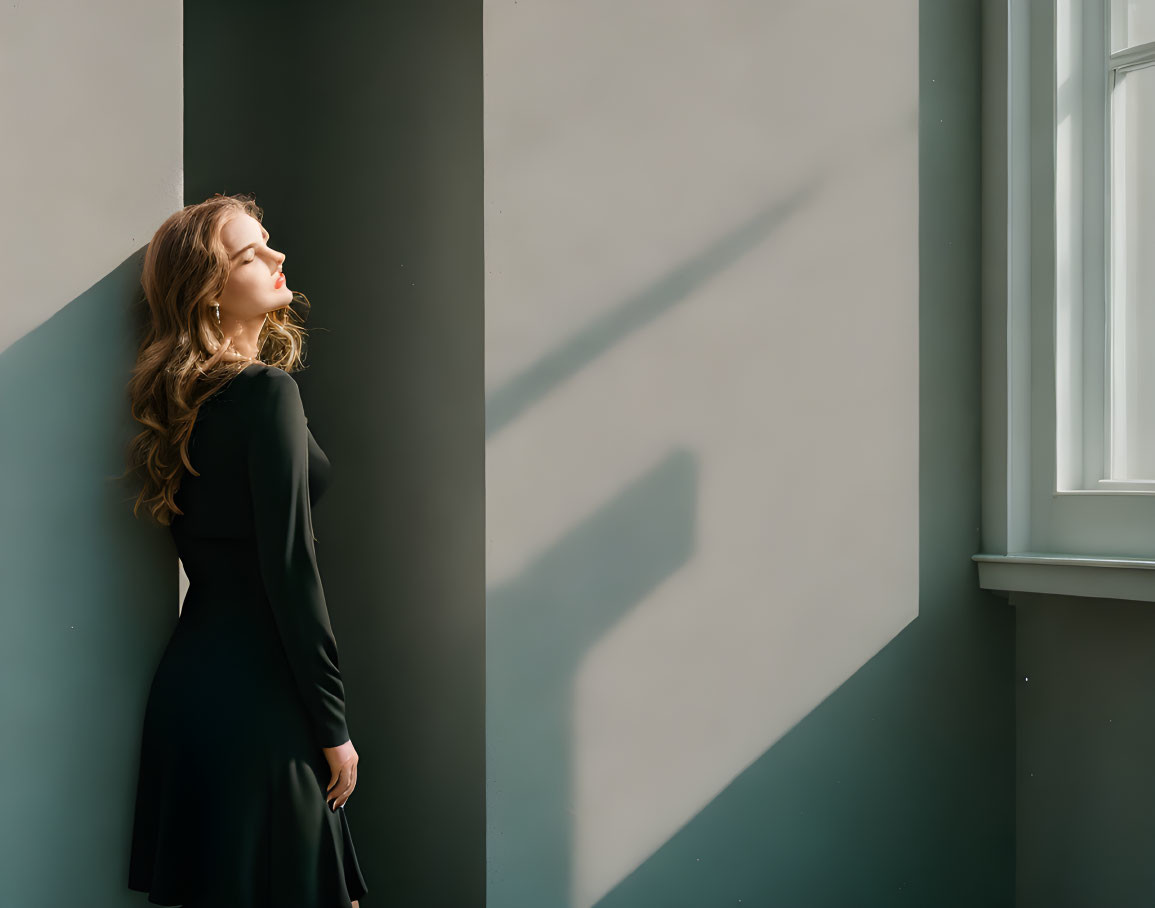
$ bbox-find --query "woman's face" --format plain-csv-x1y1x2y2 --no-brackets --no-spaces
215,213,292,320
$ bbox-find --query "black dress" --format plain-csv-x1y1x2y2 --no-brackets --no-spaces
128,362,368,907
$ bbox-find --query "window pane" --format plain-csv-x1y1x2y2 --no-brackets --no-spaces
1112,0,1155,52
1109,63,1155,477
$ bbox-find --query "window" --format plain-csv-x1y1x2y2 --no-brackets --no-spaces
976,0,1155,598
1059,0,1155,492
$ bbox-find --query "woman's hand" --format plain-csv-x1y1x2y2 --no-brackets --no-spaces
322,739,358,811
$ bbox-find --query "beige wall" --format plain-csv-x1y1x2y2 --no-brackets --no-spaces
0,0,182,354
484,2,919,904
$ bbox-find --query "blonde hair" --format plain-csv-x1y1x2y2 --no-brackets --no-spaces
122,192,312,526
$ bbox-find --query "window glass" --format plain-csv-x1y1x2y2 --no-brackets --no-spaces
1109,62,1155,477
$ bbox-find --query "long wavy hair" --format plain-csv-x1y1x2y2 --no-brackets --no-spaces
123,192,312,527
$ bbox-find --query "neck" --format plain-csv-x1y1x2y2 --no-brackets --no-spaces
220,316,264,361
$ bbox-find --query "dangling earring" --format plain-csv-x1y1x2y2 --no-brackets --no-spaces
212,302,221,324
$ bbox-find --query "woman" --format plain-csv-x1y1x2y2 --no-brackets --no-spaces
123,192,368,907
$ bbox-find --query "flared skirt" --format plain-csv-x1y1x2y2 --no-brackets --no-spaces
127,596,368,907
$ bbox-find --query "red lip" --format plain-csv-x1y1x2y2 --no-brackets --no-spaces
274,272,287,288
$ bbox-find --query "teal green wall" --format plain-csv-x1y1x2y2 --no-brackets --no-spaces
185,2,485,905
0,253,180,908
1015,592,1155,907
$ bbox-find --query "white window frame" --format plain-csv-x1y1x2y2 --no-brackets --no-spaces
976,0,1155,601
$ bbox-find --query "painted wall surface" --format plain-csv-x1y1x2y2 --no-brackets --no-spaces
0,2,184,906
184,2,486,905
0,2,184,357
486,1,1013,907
1015,592,1155,907
0,1,1016,905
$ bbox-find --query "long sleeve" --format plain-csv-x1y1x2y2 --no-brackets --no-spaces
246,368,350,748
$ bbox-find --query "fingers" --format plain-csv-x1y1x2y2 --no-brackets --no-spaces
332,777,355,809
338,763,357,808
326,762,358,811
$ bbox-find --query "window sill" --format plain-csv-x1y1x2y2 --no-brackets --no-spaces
973,552,1155,603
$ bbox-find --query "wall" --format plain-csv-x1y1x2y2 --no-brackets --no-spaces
484,1,1014,906
0,2,183,906
0,1,1016,906
1015,592,1155,907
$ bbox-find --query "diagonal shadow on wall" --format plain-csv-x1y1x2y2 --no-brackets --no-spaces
485,186,816,440
487,448,699,907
